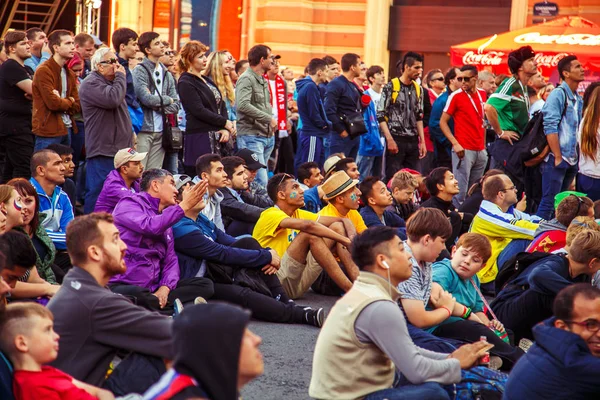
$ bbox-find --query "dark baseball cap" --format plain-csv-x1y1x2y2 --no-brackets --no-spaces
236,149,266,170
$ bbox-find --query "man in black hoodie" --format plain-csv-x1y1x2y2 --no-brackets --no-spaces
144,303,263,400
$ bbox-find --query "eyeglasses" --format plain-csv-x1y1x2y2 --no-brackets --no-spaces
99,58,118,65
500,185,517,192
570,194,584,215
564,319,600,332
456,76,476,82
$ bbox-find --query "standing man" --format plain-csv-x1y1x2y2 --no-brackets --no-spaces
112,27,142,133
377,52,426,180
294,58,332,171
132,31,179,170
235,44,276,188
440,65,488,207
325,53,363,160
536,56,585,220
429,67,461,170
23,28,50,72
32,29,80,151
0,30,34,182
477,70,497,96
319,55,340,99
73,33,95,78
79,48,133,214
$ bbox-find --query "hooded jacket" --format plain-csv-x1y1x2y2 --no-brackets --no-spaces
143,303,251,400
94,169,141,214
111,192,184,291
296,77,331,138
30,177,74,251
505,317,600,399
527,218,567,253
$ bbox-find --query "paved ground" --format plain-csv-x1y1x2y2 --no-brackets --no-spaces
241,291,337,400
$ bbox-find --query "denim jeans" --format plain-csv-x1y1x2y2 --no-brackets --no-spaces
536,154,578,220
236,135,275,188
329,133,359,160
365,382,449,400
84,156,115,214
577,173,600,202
357,154,383,180
34,129,71,151
451,149,488,208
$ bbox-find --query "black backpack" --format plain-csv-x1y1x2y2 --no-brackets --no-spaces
494,251,555,294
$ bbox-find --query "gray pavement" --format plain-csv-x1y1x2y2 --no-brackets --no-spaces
241,291,338,400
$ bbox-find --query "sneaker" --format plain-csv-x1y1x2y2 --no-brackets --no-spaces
303,307,325,328
518,338,533,353
488,356,503,371
194,296,207,305
173,298,184,317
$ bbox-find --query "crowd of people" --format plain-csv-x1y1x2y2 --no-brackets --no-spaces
0,24,599,399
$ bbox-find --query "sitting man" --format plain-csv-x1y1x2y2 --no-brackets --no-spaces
491,230,600,342
193,154,227,232
421,167,473,253
220,156,266,237
297,161,324,191
172,176,324,326
253,173,355,299
48,213,173,395
110,169,212,314
0,303,115,400
431,233,524,370
236,148,273,208
387,170,419,221
324,156,360,180
45,144,77,210
359,176,406,239
94,148,146,214
29,149,74,274
309,226,490,400
470,174,542,294
527,193,593,253
505,284,600,399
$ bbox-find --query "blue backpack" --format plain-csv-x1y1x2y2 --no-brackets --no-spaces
444,367,508,400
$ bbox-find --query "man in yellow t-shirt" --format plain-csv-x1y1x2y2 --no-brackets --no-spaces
253,173,357,299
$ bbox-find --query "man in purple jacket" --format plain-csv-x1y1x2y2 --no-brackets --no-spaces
110,168,213,314
94,147,146,214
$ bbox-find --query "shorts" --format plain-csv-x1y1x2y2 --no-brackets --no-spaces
276,251,323,299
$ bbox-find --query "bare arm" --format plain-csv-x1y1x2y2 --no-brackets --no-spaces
279,218,351,247
484,103,501,135
401,298,453,329
72,379,115,400
11,268,59,298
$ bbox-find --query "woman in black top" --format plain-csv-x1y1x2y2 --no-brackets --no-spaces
177,41,235,176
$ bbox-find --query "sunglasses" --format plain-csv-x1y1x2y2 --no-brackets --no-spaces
431,77,444,82
571,194,584,215
165,51,175,56
99,58,118,65
456,76,476,82
278,173,294,187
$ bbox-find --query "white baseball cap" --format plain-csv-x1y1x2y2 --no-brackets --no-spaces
114,148,147,169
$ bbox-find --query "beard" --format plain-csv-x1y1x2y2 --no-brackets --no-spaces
100,248,127,276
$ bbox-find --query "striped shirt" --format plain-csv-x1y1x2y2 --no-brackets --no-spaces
397,242,433,305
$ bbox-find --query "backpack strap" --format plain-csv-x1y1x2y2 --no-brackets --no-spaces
412,80,421,100
391,77,400,103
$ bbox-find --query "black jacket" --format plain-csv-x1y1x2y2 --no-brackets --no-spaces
324,75,362,134
220,187,265,228
421,195,473,251
178,72,228,134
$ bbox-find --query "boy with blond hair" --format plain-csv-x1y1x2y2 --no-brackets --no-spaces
0,303,114,399
387,170,419,221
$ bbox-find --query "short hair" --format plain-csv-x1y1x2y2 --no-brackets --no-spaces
0,231,36,269
307,58,327,75
594,200,600,219
66,213,114,266
391,171,418,192
351,226,398,270
424,68,442,87
178,40,209,73
221,156,246,179
482,175,508,201
556,195,593,227
366,65,384,85
400,51,424,73
140,168,172,192
297,162,319,185
558,55,578,81
425,167,450,197
455,233,492,265
138,31,160,56
478,70,495,82
569,230,600,264
6,178,40,234
467,169,504,197
267,173,295,203
74,32,94,47
248,44,271,66
0,303,53,357
460,64,478,76
91,47,112,71
359,176,383,205
341,53,360,72
45,144,73,157
332,157,355,175
47,30,73,55
30,149,58,177
25,27,44,41
406,208,452,242
444,67,459,86
553,283,600,322
112,27,138,53
235,59,248,74
322,55,338,67
566,217,600,247
195,154,222,177
3,31,27,53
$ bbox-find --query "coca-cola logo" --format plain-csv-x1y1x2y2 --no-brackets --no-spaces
534,52,570,67
514,32,600,46
462,51,505,66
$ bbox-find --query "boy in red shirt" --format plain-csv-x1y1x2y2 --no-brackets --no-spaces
0,302,114,400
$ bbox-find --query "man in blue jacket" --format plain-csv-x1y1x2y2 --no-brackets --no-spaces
294,58,332,172
505,283,600,399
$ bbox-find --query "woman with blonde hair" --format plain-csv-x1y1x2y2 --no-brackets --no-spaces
177,41,235,176
577,82,600,201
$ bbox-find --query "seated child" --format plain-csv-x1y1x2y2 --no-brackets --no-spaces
0,303,114,400
430,233,524,370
